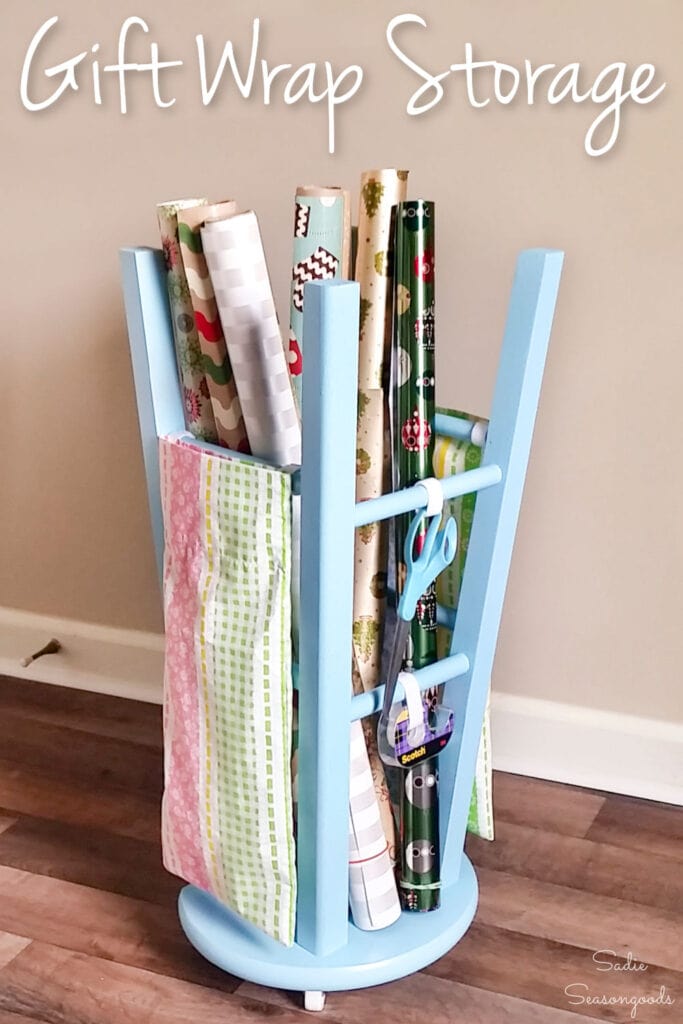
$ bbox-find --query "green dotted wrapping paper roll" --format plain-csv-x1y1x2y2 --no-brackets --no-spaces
434,419,494,843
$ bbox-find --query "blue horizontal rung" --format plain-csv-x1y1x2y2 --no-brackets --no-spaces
354,464,502,529
437,603,456,631
434,413,488,447
350,652,470,721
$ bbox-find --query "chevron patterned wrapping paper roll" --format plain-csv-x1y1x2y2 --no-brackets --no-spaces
176,202,249,452
348,720,401,931
157,200,218,442
159,434,296,946
201,211,302,468
434,419,494,842
287,185,351,409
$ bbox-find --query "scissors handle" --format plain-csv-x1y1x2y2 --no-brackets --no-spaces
398,512,457,622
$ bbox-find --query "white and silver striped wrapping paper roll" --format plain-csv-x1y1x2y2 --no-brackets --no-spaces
348,720,401,931
201,211,302,468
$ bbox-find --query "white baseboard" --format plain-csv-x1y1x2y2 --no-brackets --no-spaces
0,606,163,704
2,606,681,805
491,692,683,806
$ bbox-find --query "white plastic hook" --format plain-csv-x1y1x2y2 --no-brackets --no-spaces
397,671,425,744
416,476,444,518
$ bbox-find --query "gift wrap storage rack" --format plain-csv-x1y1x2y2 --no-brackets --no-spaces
121,245,563,1010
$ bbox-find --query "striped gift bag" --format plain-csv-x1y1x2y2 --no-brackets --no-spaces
159,434,297,945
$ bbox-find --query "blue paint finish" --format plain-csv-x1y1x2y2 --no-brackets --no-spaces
121,245,563,995
433,412,476,442
119,247,184,586
296,280,360,956
178,855,478,992
350,652,470,721
354,464,502,529
438,249,564,883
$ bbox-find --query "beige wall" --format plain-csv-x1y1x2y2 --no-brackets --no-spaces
2,1,681,721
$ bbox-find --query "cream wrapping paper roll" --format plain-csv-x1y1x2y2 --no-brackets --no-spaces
350,170,408,862
201,212,302,468
176,201,249,452
348,720,401,931
157,199,218,442
352,170,408,697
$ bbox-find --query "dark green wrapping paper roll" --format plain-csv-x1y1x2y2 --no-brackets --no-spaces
393,199,440,911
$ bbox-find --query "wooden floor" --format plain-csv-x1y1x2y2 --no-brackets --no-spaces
0,677,680,1023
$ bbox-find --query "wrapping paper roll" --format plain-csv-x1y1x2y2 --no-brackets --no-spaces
287,186,351,408
356,169,409,391
353,657,398,865
350,170,408,865
176,202,249,452
434,420,494,842
348,720,401,931
201,211,302,468
157,200,218,442
393,199,440,912
352,169,408,699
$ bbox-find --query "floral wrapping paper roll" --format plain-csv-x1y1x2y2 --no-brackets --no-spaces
157,199,218,442
176,201,249,452
393,199,440,912
287,186,351,410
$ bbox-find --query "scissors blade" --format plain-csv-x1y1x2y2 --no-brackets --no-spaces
381,616,412,720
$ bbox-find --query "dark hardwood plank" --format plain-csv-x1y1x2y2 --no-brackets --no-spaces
493,772,605,838
586,794,683,862
0,816,180,906
238,971,597,1023
0,941,329,1024
0,676,162,749
0,933,31,970
0,864,237,993
466,820,683,911
0,758,160,842
0,1012,49,1024
425,921,680,1022
475,866,683,973
0,715,162,796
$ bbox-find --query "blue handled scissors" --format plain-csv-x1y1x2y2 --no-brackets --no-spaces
380,510,457,726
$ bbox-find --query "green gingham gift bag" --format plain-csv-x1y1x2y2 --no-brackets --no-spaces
160,434,297,945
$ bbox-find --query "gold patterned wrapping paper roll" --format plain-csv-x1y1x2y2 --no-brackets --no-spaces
157,199,218,442
352,170,408,697
350,169,408,860
176,201,249,452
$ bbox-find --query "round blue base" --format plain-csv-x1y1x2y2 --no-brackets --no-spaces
178,855,478,993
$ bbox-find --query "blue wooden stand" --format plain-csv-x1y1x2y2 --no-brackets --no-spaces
120,246,563,1008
